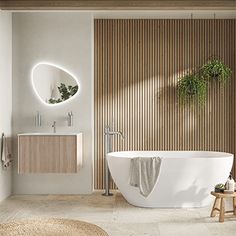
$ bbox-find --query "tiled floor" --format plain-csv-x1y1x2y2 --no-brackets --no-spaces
0,191,235,236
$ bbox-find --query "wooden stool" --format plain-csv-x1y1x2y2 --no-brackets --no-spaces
210,191,236,222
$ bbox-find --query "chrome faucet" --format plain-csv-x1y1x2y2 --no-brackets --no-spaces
103,126,124,197
35,111,42,127
52,121,56,133
68,111,73,127
104,128,125,139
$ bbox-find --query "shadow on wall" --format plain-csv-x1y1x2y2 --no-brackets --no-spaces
99,72,205,151
96,62,231,156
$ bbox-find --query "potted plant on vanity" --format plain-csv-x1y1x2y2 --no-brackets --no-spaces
177,73,207,105
200,59,232,82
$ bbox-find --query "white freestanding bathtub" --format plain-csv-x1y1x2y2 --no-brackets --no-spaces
107,151,234,208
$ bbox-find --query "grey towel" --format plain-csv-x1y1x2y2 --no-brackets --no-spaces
1,135,12,168
129,157,162,197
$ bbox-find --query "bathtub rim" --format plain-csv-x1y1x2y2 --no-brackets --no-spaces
107,150,234,159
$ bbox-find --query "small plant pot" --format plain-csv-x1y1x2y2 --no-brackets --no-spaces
186,86,197,96
187,90,197,96
212,74,220,80
200,59,232,83
215,188,224,193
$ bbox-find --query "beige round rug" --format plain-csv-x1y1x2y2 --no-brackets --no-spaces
0,218,109,236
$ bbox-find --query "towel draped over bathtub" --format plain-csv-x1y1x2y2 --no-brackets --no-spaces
129,157,162,197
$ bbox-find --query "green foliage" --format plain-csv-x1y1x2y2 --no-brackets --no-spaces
48,98,62,104
200,59,232,82
49,83,78,104
58,83,78,101
177,59,232,106
215,183,225,190
177,73,207,105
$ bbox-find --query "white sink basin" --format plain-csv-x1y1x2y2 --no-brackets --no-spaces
18,133,81,136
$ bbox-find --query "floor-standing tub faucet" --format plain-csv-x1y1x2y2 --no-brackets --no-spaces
103,126,124,196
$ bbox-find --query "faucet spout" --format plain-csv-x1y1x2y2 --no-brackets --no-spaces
114,131,125,139
117,131,125,139
104,127,124,139
67,111,73,127
52,121,56,133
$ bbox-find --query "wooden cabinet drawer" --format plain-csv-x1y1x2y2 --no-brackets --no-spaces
18,134,82,173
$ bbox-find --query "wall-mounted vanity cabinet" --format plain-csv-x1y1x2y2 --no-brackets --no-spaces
18,133,82,174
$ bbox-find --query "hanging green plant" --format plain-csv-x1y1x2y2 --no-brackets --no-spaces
177,73,207,105
200,59,232,82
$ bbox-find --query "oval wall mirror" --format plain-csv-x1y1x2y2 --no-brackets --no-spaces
32,63,79,105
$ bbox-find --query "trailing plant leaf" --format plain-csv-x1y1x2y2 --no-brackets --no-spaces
49,83,78,104
200,59,232,82
177,74,207,105
48,98,62,104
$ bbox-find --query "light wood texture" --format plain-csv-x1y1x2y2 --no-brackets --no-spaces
210,191,236,222
18,134,82,173
211,191,236,198
219,198,225,222
234,197,236,215
94,19,236,189
0,0,235,10
210,197,220,217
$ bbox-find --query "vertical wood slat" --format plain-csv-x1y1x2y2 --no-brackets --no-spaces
94,19,236,189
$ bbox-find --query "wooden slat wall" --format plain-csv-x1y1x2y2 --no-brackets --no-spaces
94,19,236,189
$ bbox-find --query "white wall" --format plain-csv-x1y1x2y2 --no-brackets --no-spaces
12,13,93,194
0,12,12,201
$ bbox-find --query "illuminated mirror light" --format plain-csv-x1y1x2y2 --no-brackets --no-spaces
31,62,80,106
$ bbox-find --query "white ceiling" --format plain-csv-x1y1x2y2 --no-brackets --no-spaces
7,10,236,19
